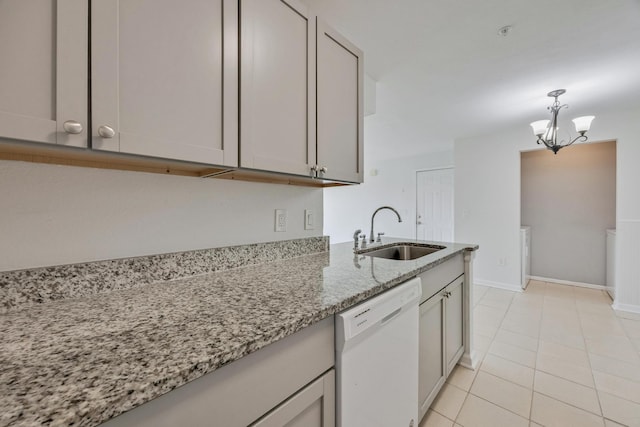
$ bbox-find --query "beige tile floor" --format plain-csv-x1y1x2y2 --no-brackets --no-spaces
420,280,640,427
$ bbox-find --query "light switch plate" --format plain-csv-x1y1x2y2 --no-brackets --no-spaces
304,209,314,230
275,209,287,232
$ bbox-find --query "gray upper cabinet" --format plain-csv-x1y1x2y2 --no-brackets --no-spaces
316,20,364,183
0,0,88,147
240,0,316,176
240,2,364,183
1,0,362,184
91,0,238,166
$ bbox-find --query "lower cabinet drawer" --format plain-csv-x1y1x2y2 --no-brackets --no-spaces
418,253,463,303
252,369,335,427
102,316,335,427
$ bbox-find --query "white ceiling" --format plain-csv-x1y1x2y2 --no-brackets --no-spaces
304,0,640,161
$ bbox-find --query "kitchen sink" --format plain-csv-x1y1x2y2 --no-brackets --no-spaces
361,244,445,261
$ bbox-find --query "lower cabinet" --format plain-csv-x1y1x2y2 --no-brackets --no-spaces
101,316,334,427
252,369,335,427
418,274,465,421
418,291,446,419
445,278,464,374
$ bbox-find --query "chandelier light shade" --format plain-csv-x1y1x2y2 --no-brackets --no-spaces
529,89,595,154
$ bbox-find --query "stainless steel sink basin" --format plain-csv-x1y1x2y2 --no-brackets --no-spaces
361,244,445,261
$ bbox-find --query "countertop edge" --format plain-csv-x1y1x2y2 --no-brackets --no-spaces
94,243,477,426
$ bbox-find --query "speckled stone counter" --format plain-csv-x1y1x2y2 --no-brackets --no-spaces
0,238,477,427
0,237,329,313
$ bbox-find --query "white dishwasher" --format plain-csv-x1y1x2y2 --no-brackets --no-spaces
336,277,422,427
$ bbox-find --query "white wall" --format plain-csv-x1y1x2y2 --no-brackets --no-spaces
0,159,323,271
521,142,616,285
455,107,640,312
324,147,453,243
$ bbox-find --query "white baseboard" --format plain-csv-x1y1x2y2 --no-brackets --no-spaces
612,302,640,315
459,350,479,370
529,276,606,290
474,278,522,293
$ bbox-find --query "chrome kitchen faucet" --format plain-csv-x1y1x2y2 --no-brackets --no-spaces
370,206,402,243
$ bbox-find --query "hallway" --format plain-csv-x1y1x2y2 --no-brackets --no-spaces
422,281,640,426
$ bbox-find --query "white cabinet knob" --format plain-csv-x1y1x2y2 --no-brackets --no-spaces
63,120,83,134
97,125,116,138
310,165,327,177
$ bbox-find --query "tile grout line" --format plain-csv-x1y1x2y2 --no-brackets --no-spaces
541,283,606,421
456,284,638,426
466,393,530,424
617,305,640,360
525,284,546,425
469,368,534,419
533,389,605,419
530,284,544,424
475,288,534,424
574,283,606,419
430,407,456,425
450,390,470,426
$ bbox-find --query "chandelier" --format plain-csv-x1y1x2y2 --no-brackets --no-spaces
530,89,595,154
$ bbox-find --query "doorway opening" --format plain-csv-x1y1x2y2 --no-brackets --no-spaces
520,141,616,291
416,167,454,241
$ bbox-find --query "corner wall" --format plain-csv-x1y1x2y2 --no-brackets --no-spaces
0,159,323,271
521,142,616,286
323,149,453,243
454,107,640,312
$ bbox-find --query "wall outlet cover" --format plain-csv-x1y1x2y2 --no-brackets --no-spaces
275,209,287,232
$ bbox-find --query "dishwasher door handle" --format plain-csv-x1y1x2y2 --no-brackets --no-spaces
381,307,402,324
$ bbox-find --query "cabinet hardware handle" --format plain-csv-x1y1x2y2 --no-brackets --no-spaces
319,166,328,174
381,307,402,324
63,120,83,134
98,125,116,138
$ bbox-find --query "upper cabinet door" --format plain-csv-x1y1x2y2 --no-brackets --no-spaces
91,0,238,167
316,20,363,183
240,0,316,176
0,0,88,147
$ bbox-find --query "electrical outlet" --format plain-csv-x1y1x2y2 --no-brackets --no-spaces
305,209,314,230
275,209,287,232
498,257,507,266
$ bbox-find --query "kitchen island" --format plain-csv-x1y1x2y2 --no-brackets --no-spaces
0,237,477,426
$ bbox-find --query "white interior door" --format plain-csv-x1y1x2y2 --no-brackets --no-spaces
416,168,454,241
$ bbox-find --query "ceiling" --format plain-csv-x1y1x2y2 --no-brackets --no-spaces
304,0,640,161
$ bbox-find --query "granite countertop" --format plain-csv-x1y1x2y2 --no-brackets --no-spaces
0,238,477,427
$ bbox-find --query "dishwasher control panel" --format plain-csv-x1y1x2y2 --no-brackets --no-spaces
337,278,422,341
